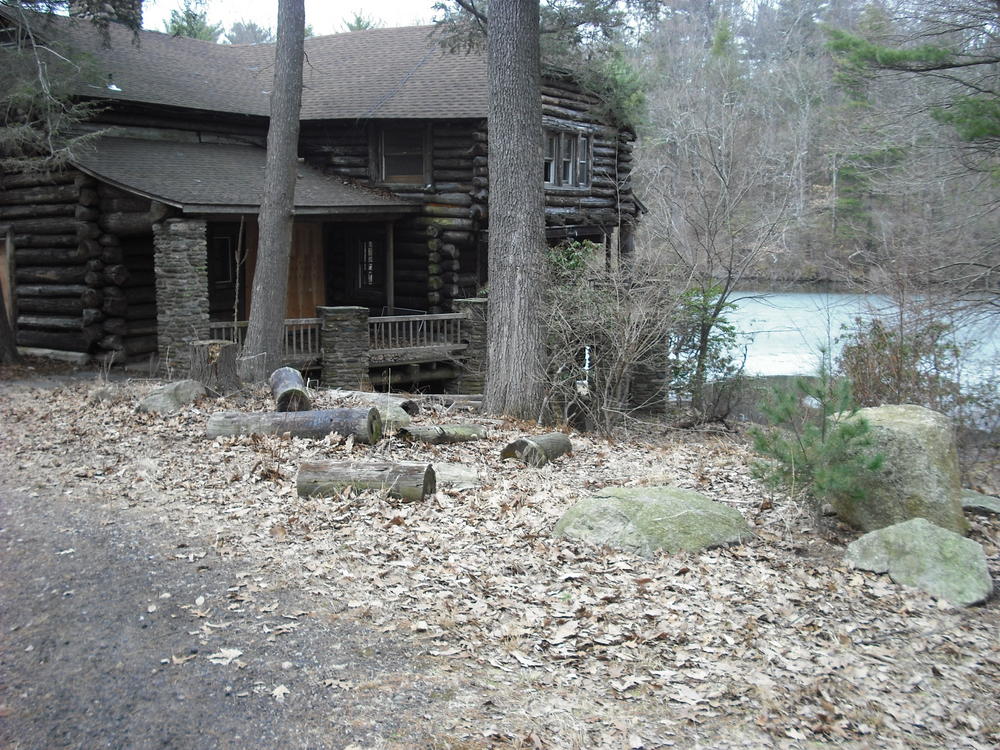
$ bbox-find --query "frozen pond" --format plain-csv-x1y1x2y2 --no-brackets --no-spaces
727,291,1000,381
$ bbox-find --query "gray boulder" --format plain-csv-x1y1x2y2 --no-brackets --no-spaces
961,488,1000,517
834,404,967,534
553,486,753,557
845,517,992,606
137,379,206,414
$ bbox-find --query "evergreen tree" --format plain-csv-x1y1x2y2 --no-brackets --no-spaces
225,19,274,45
163,0,222,42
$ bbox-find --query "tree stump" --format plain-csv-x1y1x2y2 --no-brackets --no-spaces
189,339,239,394
500,432,572,468
206,407,381,443
270,366,311,411
296,461,435,502
399,424,486,444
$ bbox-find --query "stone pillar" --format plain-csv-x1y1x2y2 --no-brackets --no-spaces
319,306,370,389
451,298,487,394
153,218,209,375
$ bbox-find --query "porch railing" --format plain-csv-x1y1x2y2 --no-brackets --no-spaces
207,317,321,366
206,311,468,370
368,312,468,366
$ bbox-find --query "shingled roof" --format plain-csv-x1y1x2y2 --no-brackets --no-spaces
71,136,418,214
11,10,488,120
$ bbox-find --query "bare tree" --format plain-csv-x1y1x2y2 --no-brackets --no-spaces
240,0,305,379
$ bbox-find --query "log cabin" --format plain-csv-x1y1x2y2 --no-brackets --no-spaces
0,8,640,381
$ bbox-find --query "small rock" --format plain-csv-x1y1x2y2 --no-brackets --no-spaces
961,489,1000,517
553,486,753,557
136,379,206,414
845,517,993,606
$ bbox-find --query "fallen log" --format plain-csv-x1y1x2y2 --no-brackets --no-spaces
206,408,382,443
398,424,486,444
324,388,419,416
270,366,312,411
296,461,435,502
500,432,573,468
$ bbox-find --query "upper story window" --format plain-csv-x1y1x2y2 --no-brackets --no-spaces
544,130,591,188
376,125,430,185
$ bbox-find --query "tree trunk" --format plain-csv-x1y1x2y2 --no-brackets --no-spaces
269,366,311,411
483,0,547,420
296,461,435,502
205,408,382,443
0,283,16,365
241,0,305,381
500,432,572,468
190,339,240,394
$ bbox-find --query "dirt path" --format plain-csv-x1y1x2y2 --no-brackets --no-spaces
0,484,445,749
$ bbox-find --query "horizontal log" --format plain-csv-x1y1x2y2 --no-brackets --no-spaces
415,216,475,231
16,283,88,299
431,170,472,181
6,216,82,235
428,193,473,207
100,196,150,213
0,203,76,220
422,204,472,219
12,233,77,248
296,461,434,502
102,317,127,335
82,308,104,326
81,288,103,307
1,170,77,189
103,297,128,316
16,328,93,352
15,246,97,265
0,183,78,206
324,389,419,416
17,296,84,314
206,408,382,443
17,314,84,331
439,230,474,245
16,266,87,284
398,424,485,444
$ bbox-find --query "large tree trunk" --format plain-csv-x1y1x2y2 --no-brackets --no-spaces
483,0,547,420
240,0,305,381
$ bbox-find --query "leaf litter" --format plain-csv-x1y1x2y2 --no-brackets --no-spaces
0,378,998,748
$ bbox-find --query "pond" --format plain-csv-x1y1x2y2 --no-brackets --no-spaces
727,291,1000,383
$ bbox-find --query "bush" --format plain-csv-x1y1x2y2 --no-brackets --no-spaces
751,365,883,513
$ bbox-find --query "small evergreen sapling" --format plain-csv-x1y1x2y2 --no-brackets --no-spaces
750,366,884,513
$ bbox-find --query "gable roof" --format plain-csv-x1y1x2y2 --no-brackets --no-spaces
7,10,488,121
71,136,418,215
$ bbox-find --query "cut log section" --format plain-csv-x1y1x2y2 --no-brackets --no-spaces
206,407,382,443
269,366,312,412
500,432,573,468
296,461,435,502
190,339,239,394
398,424,486,444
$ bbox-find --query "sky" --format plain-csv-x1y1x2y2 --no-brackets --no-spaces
141,0,444,37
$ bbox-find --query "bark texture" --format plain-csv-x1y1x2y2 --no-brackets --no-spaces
241,0,305,379
483,0,547,420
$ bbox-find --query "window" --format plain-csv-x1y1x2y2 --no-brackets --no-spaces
379,126,429,184
544,130,591,188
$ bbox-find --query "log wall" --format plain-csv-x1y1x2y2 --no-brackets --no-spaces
302,74,638,313
1,170,163,360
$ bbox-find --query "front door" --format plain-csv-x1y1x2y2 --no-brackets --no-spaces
325,224,387,314
207,222,246,321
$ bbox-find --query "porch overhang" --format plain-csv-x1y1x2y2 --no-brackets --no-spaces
71,135,418,216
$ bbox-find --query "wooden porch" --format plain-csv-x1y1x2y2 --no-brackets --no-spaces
207,311,468,372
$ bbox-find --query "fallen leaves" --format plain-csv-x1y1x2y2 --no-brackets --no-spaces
1,379,998,748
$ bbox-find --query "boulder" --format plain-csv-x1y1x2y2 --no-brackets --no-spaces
961,489,1000,517
553,486,753,557
137,379,206,414
833,404,967,534
845,518,992,606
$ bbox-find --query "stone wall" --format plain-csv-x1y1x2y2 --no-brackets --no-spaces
153,218,209,374
319,306,370,389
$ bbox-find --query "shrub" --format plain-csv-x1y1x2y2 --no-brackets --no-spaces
751,365,883,513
